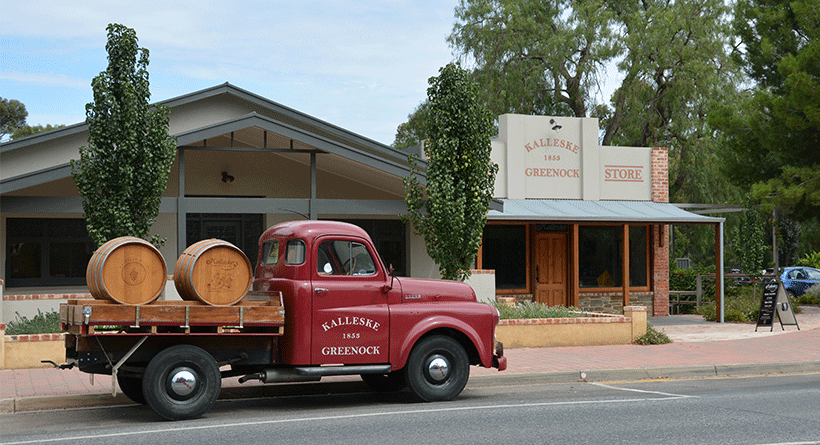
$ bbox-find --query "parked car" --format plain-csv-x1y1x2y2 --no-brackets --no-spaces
780,267,820,297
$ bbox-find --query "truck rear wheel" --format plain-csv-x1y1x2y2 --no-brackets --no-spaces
143,345,221,420
405,335,469,402
116,374,146,405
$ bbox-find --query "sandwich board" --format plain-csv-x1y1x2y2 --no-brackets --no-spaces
755,281,800,332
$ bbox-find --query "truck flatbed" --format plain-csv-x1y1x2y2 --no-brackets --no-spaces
60,291,285,336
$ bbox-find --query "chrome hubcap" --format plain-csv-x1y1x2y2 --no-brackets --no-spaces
427,356,450,382
169,368,197,397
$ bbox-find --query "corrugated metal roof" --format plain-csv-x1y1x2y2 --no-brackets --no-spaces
489,199,724,223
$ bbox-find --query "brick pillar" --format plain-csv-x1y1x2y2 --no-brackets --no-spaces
653,225,670,316
651,147,670,316
651,147,669,203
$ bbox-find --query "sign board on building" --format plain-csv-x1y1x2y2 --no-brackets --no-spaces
491,114,652,201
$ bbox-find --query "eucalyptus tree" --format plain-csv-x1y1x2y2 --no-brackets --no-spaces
715,0,820,222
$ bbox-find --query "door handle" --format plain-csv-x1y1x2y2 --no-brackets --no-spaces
536,266,539,282
314,288,329,293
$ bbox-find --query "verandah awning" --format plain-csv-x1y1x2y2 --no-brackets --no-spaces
488,199,724,224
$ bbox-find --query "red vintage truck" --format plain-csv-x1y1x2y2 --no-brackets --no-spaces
58,220,506,420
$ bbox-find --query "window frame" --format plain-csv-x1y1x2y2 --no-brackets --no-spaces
577,223,651,292
5,218,96,288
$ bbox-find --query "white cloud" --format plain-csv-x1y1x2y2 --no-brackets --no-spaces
0,71,89,89
1,0,460,144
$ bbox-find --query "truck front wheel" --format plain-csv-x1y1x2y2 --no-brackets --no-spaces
405,335,469,402
143,345,221,420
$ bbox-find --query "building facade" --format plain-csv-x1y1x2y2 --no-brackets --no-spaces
483,114,722,316
1,84,722,320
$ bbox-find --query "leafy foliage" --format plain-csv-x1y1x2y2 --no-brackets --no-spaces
11,124,65,140
493,301,583,320
0,97,28,140
797,251,820,269
798,285,820,305
393,101,432,150
403,63,498,281
695,290,759,323
5,310,62,335
731,207,767,276
633,325,671,345
714,0,820,223
70,24,176,248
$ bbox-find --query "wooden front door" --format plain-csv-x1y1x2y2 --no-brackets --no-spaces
535,232,568,306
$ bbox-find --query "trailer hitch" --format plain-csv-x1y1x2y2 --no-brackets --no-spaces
41,360,75,370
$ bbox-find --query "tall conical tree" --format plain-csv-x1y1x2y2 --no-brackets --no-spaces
71,24,176,248
404,63,498,281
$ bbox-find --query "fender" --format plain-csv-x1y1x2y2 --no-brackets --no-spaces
390,313,494,370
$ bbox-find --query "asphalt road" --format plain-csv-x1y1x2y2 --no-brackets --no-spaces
2,373,820,445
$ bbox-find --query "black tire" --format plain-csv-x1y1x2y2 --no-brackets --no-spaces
143,345,221,420
116,373,147,405
361,371,407,392
405,335,469,402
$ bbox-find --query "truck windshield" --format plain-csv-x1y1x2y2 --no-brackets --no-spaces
317,240,376,276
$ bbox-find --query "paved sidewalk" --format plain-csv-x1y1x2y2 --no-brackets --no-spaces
3,307,820,413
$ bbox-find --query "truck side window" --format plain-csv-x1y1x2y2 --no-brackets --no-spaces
285,240,306,265
350,242,376,276
261,240,279,265
316,240,377,276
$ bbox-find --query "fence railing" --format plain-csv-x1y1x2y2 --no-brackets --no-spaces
669,274,778,314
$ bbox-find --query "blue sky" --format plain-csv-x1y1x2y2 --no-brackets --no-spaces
1,1,461,145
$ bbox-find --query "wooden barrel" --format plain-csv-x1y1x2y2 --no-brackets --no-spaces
86,236,167,305
174,239,252,306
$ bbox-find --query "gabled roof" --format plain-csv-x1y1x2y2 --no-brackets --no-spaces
1,83,425,193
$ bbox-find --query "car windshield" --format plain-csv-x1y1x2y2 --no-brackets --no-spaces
806,269,820,281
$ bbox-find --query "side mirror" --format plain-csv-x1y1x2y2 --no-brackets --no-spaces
383,264,396,292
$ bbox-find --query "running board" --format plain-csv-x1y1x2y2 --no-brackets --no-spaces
294,364,392,377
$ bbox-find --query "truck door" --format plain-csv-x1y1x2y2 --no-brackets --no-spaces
311,237,389,364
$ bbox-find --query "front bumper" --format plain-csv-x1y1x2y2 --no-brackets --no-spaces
492,341,507,371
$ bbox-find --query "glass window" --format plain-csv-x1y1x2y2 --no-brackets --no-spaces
5,218,95,287
579,226,623,288
285,240,306,265
350,242,377,276
316,240,376,276
337,219,405,275
629,225,648,287
482,225,527,290
261,240,280,265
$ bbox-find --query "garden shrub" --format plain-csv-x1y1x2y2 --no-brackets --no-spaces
5,310,62,335
634,324,671,345
799,284,820,304
493,301,583,319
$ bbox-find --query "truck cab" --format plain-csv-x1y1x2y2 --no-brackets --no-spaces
253,220,506,399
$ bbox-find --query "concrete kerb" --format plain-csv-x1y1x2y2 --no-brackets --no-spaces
4,362,820,415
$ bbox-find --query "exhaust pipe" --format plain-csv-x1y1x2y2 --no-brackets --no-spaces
240,368,322,384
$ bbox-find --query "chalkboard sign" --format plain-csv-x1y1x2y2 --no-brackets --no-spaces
755,282,778,331
756,281,800,332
